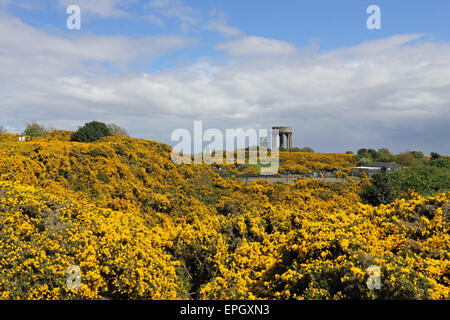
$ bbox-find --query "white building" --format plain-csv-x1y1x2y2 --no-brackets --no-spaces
352,166,382,177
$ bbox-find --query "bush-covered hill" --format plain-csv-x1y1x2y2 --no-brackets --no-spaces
0,132,448,299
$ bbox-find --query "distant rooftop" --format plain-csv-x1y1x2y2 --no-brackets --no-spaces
368,162,402,169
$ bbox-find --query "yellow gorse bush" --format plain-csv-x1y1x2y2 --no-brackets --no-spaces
0,132,448,299
0,181,179,299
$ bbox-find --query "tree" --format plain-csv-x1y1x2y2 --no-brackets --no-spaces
430,152,441,160
345,151,354,154
377,148,393,162
357,148,368,156
107,123,129,136
357,148,377,163
0,125,6,133
389,164,450,196
394,152,417,167
71,121,112,142
360,173,396,206
367,149,378,159
409,151,425,163
429,157,450,169
298,147,314,153
24,123,46,138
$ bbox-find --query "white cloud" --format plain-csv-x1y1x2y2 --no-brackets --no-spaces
0,0,41,10
0,15,193,129
57,0,133,18
206,10,243,38
0,15,449,154
216,36,297,57
147,13,164,27
146,0,200,32
0,16,192,68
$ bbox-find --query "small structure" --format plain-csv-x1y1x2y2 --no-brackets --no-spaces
18,136,26,142
352,166,382,177
272,126,293,149
352,162,402,177
367,162,402,173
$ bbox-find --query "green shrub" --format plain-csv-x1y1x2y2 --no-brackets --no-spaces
361,158,450,206
24,123,46,138
389,165,450,196
71,121,111,143
360,173,396,206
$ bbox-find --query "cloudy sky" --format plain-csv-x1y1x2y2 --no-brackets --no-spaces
0,0,449,154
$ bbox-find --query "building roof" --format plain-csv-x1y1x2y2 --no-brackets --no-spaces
367,162,402,169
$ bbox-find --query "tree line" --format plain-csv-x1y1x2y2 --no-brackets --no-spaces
0,121,128,142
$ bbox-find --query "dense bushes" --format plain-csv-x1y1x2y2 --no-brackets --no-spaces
360,173,396,206
355,148,434,167
390,164,450,196
361,158,450,205
71,121,111,143
0,134,449,300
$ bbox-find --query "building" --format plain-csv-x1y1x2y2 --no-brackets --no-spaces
367,162,402,173
352,166,382,177
352,162,402,177
272,126,293,149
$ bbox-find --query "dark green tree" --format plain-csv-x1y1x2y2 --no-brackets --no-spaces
71,121,112,142
360,173,396,206
357,148,368,156
430,152,441,160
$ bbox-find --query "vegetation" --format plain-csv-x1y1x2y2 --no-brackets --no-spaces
71,121,112,143
0,131,448,300
360,173,396,206
24,123,47,138
361,157,450,205
389,159,450,196
289,147,315,153
107,123,129,137
278,151,356,175
356,148,430,167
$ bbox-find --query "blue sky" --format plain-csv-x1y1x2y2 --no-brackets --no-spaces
7,1,450,61
0,0,449,154
7,1,450,44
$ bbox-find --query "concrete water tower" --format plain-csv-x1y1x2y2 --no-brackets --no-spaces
272,126,293,149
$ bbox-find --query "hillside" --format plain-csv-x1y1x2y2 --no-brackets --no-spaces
0,133,449,299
